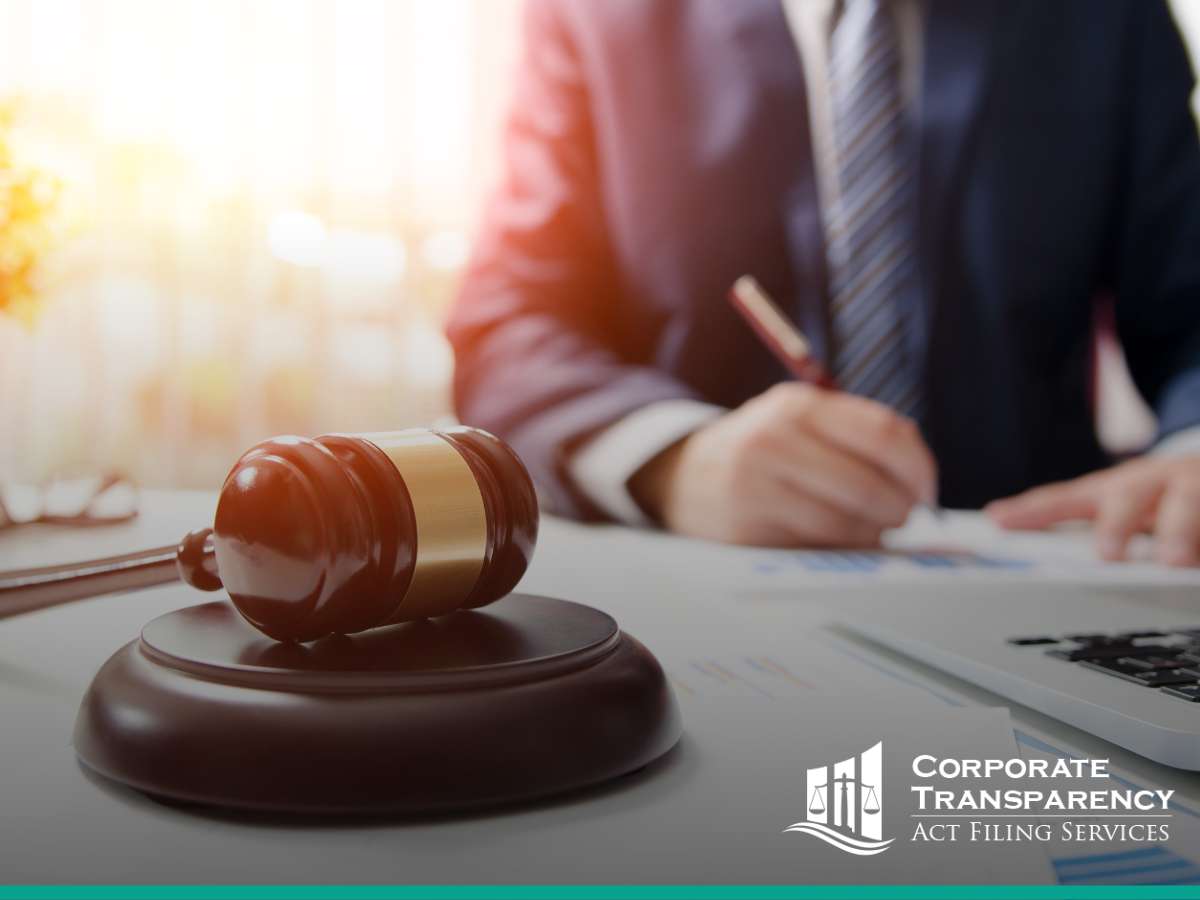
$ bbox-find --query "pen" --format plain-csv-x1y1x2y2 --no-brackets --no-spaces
727,274,943,518
727,275,837,389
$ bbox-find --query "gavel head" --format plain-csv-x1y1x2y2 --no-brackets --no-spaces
197,427,538,643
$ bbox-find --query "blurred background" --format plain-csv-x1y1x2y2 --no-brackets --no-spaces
0,0,1197,490
0,0,520,487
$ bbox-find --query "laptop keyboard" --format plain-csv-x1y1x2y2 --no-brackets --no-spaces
1007,629,1200,704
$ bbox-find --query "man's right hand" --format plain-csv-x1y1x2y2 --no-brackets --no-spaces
629,383,938,547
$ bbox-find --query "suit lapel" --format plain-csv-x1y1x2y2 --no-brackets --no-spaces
713,0,832,369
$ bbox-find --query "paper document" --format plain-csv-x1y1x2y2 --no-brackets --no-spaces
742,509,1200,587
543,511,1200,595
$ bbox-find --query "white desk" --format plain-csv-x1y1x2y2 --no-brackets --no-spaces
1,492,1197,884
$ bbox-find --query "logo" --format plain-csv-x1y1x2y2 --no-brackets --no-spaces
784,740,893,856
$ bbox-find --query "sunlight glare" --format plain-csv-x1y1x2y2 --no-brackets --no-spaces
268,210,327,267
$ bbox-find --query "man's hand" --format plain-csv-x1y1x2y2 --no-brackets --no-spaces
986,456,1200,567
629,383,938,547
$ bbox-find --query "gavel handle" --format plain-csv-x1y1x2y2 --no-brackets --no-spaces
0,528,221,621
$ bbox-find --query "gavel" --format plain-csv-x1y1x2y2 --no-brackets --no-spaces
0,427,538,642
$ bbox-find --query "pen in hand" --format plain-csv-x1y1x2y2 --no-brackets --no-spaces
727,274,943,518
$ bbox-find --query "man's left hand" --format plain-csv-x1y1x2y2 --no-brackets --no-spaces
986,456,1200,567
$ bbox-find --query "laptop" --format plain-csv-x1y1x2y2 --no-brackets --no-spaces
843,587,1200,770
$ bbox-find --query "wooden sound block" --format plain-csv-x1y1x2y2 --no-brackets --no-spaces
74,594,681,815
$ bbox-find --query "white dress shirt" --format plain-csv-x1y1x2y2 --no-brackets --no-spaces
567,0,1199,525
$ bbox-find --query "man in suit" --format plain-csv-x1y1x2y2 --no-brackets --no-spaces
447,0,1200,566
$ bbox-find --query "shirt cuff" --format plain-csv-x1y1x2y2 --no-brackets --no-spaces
1153,426,1200,457
567,399,725,526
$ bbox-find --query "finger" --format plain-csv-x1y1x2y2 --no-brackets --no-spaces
987,489,1096,530
985,480,1098,530
765,427,915,528
1094,476,1164,561
1154,476,1200,567
786,390,937,505
767,483,884,548
726,474,879,548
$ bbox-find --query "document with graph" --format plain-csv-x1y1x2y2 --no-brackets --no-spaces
737,509,1200,587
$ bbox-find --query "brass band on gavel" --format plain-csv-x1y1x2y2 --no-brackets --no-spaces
197,427,538,643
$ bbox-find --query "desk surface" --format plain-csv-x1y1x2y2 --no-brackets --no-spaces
1,493,1199,884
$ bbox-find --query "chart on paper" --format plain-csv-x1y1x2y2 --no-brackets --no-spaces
750,548,1030,577
737,509,1200,587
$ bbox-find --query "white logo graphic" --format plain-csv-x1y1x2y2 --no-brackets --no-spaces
784,740,893,855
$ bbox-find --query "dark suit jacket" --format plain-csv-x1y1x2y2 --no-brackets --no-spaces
447,0,1200,518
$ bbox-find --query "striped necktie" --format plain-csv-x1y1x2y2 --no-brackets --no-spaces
825,0,922,417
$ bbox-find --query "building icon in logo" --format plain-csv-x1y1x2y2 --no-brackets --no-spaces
784,741,893,855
